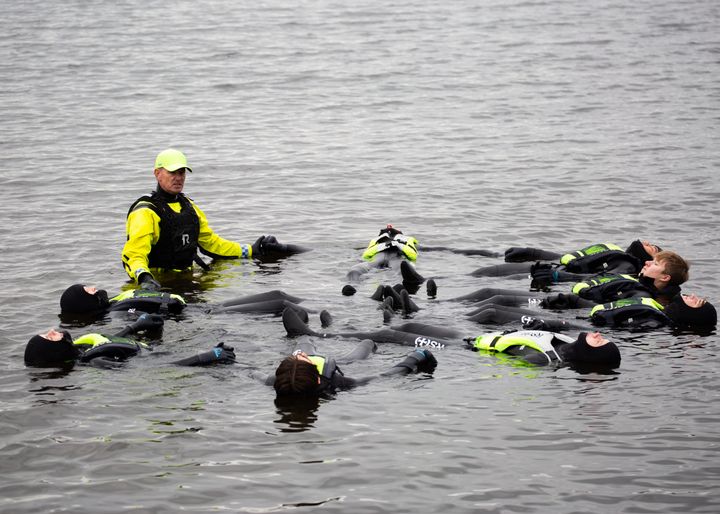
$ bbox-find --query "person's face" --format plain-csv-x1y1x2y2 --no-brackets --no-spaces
83,286,97,295
641,257,669,281
154,167,186,194
642,240,660,258
292,350,313,364
681,294,707,309
585,332,609,347
41,328,65,341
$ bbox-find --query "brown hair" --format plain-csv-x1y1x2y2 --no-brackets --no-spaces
274,357,321,396
656,250,689,286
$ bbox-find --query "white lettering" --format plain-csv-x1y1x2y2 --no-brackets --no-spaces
182,234,190,245
414,336,445,349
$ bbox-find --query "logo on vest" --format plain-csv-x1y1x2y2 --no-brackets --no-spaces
182,234,190,246
414,336,445,349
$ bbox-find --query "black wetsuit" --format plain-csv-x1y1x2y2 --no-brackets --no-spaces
256,339,436,394
465,295,680,332
283,307,462,350
470,242,646,279
281,308,621,368
63,287,323,326
24,316,235,368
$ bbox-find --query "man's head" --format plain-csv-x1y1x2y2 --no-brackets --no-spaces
640,250,689,289
664,294,717,328
154,149,192,195
24,329,80,367
273,351,321,396
60,284,110,315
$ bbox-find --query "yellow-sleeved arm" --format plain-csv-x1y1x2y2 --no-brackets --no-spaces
122,204,161,282
192,202,254,259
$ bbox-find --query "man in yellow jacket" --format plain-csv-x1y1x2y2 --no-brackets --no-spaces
122,149,306,289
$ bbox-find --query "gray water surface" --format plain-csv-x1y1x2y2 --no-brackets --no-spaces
1,1,719,512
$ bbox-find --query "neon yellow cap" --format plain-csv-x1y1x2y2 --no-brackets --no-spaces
154,149,192,172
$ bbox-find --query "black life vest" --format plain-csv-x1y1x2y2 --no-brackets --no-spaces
560,243,634,273
128,192,200,270
589,298,670,328
108,289,187,314
73,334,146,363
572,273,652,303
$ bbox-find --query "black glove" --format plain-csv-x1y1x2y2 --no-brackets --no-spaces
541,293,582,309
261,236,290,254
176,342,236,367
553,270,583,282
252,234,306,257
130,313,164,333
138,272,161,291
114,312,164,337
521,316,548,330
252,235,268,256
505,247,542,262
530,262,556,282
532,263,584,283
395,349,437,373
521,316,569,332
206,342,236,363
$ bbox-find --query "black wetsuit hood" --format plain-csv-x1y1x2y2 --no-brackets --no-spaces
24,331,80,367
60,284,110,315
664,296,717,328
558,333,621,369
625,240,656,265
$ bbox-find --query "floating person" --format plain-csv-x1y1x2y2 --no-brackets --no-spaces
586,293,716,330
536,250,688,303
468,330,621,370
504,240,660,266
280,307,620,369
346,225,425,288
469,240,663,279
24,314,236,368
448,250,689,319
254,339,437,396
59,284,329,326
60,283,187,320
122,148,308,290
481,293,717,332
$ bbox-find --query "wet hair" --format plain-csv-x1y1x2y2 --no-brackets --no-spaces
664,296,717,327
561,332,621,369
24,331,80,367
273,356,321,396
655,251,689,286
60,284,110,314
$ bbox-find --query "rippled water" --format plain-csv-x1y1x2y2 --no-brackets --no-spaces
1,0,719,512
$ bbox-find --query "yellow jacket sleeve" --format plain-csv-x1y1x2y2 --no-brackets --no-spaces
122,203,161,282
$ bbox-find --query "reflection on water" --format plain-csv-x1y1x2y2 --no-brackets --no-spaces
273,395,322,433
